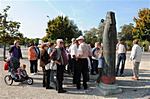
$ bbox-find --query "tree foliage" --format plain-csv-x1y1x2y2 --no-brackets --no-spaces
133,8,150,41
44,16,82,43
84,28,98,44
84,20,104,44
119,23,134,40
0,6,23,44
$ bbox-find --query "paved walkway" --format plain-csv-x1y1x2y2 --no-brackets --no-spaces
0,51,150,99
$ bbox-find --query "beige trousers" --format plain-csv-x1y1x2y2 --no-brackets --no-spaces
132,61,140,78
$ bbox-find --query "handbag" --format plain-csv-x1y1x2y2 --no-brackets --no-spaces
4,62,9,70
50,60,57,70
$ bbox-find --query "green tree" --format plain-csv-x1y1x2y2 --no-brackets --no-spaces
0,6,23,59
119,23,134,40
45,16,82,43
97,19,105,42
84,19,104,44
133,8,150,41
84,28,98,44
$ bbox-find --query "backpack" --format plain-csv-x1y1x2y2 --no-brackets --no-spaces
34,47,40,59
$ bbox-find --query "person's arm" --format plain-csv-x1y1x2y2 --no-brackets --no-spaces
130,45,136,60
18,46,23,59
9,46,14,55
50,49,61,65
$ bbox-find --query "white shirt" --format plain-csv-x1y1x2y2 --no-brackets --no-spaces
69,43,78,58
117,43,126,54
77,42,90,58
130,44,142,62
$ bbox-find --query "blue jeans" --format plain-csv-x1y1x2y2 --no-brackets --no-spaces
116,53,126,75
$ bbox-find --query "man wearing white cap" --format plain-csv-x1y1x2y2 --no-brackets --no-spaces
76,36,90,90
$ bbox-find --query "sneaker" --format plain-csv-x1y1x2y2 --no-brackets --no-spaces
32,73,38,75
31,73,35,76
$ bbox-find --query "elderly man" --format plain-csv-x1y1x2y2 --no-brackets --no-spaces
76,36,90,90
50,39,68,93
130,39,142,80
69,38,78,84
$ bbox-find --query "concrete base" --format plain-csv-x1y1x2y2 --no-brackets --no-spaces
96,82,122,96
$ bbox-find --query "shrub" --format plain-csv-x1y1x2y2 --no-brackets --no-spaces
141,40,150,52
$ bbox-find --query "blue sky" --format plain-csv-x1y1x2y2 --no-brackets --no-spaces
0,0,149,38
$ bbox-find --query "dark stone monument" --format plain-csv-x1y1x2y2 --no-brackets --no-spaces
96,11,122,95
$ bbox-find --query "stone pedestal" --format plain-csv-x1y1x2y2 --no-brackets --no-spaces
96,82,122,96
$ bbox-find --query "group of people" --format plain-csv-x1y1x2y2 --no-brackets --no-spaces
8,37,143,94
26,36,104,93
116,39,143,80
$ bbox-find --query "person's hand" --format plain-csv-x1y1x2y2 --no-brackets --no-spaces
129,56,133,61
21,57,24,59
55,61,61,65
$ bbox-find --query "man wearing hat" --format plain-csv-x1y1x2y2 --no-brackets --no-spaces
76,36,90,90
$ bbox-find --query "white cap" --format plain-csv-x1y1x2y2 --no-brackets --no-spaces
76,36,84,40
56,39,64,44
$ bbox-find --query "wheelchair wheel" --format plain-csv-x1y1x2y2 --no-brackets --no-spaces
4,75,13,85
27,77,33,85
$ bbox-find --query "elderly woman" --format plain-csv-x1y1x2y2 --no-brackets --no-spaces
50,39,68,93
40,44,53,89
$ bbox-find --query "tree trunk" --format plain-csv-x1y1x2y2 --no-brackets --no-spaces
3,43,6,60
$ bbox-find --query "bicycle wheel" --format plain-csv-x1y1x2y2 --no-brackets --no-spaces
4,75,13,85
27,77,33,85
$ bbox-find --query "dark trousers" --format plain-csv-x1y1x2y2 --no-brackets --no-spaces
30,60,37,73
70,58,76,73
97,68,103,83
56,64,65,91
76,58,89,88
91,59,98,74
67,54,72,73
42,67,46,87
72,58,77,84
45,69,51,88
116,53,126,75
